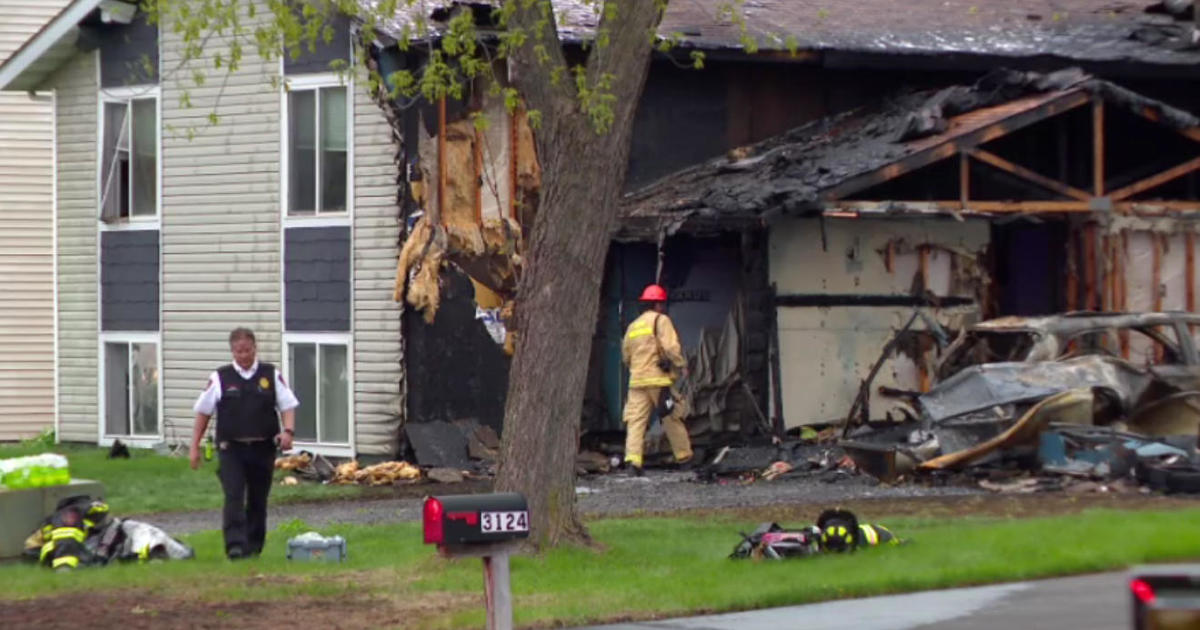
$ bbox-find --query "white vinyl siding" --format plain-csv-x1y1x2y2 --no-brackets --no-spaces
0,0,70,440
159,1,282,440
352,78,404,455
49,51,100,442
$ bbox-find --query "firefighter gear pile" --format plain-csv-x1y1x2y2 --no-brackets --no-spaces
729,509,902,560
621,288,693,469
23,495,194,570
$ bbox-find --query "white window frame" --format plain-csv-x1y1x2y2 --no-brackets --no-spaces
96,84,162,231
282,332,355,457
280,73,354,228
97,332,164,447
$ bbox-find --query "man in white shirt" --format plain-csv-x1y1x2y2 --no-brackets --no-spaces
190,327,299,559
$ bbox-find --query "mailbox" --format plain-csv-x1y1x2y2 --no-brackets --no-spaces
423,492,529,547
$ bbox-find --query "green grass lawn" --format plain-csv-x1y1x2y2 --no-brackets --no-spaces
0,442,374,515
3,507,1199,629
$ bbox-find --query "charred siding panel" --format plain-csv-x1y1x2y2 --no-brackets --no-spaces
100,230,160,331
0,0,71,440
405,269,508,435
770,217,990,426
160,0,282,436
51,52,101,442
353,79,404,455
284,227,350,332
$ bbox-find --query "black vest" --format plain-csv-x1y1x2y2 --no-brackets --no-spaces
215,363,279,442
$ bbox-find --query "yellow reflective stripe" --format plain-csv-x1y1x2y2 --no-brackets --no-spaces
630,376,673,387
50,528,85,543
51,556,79,569
83,519,94,530
625,454,643,467
861,525,879,546
626,325,654,340
40,542,54,562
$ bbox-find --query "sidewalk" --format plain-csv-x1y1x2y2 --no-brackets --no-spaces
575,572,1126,630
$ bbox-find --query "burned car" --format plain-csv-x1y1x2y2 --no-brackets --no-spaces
845,312,1200,480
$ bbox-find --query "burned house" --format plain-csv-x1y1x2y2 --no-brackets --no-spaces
387,1,1200,453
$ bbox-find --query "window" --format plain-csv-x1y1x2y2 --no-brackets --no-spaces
102,339,160,438
287,83,348,215
101,91,158,221
287,338,350,444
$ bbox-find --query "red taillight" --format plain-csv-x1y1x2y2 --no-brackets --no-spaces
1131,579,1156,605
423,497,444,544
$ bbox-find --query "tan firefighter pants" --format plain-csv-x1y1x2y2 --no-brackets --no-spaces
622,386,692,467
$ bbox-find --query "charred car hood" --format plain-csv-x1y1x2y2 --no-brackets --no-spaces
918,356,1155,424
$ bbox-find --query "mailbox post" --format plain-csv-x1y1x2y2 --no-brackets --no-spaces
424,492,529,630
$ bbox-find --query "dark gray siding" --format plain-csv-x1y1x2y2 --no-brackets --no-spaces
284,13,350,75
94,12,159,88
100,230,160,331
285,226,351,331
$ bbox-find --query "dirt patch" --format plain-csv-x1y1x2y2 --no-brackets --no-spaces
1,589,480,630
648,492,1200,525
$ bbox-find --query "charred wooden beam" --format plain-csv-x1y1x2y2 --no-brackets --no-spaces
1108,156,1200,201
822,91,1091,201
969,148,1091,201
774,294,974,308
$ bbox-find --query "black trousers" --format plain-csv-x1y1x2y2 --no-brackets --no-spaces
217,440,275,556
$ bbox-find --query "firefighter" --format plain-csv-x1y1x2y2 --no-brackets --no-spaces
190,328,299,560
621,284,692,476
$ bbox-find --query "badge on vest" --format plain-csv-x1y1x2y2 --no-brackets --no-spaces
259,377,270,390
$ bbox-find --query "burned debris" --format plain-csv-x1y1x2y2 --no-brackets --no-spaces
840,312,1200,494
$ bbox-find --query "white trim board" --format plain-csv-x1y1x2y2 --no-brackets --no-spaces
280,332,355,450
0,0,101,91
51,87,61,443
96,83,162,230
279,71,355,226
96,331,165,444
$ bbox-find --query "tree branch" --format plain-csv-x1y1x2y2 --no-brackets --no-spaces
503,0,575,122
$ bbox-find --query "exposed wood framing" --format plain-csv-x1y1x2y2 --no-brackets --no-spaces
437,96,447,226
969,148,1091,201
1120,233,1130,357
959,153,970,206
1093,100,1105,197
1084,224,1097,310
1136,107,1200,144
1104,235,1114,311
1108,156,1200,201
821,91,1090,201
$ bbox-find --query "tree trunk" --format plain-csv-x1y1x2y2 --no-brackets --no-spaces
494,0,665,547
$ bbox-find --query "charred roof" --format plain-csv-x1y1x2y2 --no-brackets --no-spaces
617,69,1200,240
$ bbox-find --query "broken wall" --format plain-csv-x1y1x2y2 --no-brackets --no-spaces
770,217,990,426
1096,215,1200,364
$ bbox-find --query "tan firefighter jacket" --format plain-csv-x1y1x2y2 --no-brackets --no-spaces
622,310,686,388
